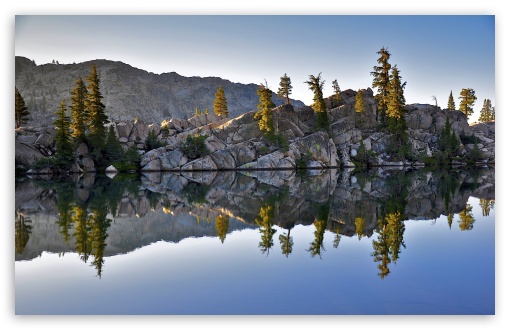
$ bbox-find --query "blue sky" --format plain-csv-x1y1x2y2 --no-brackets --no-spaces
15,14,495,122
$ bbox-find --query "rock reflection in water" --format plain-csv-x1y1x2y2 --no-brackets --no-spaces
15,167,495,279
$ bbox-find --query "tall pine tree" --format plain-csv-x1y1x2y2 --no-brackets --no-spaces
386,65,407,120
458,88,477,119
371,47,392,123
213,85,228,117
277,73,292,105
15,87,30,129
70,77,88,143
478,99,493,122
254,82,276,135
305,73,329,130
86,64,108,150
54,100,74,165
447,90,456,110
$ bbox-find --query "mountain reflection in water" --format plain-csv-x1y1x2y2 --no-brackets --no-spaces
15,167,495,281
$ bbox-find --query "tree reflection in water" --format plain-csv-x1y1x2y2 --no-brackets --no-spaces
16,167,494,279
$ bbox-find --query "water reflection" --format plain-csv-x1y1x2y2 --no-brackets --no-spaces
15,167,495,280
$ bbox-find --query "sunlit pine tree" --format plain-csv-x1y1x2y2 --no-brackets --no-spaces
386,65,407,120
305,73,329,130
355,89,366,113
478,99,493,122
86,64,108,150
254,82,276,135
69,77,88,143
277,73,292,105
371,47,392,123
458,88,477,119
213,85,228,117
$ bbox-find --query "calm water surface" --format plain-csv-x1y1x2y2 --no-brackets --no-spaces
14,168,495,315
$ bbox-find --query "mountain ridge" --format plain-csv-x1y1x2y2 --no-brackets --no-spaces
14,56,305,125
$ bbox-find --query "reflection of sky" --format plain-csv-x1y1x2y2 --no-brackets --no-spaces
15,197,494,315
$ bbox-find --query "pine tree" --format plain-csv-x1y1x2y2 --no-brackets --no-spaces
213,85,228,117
386,65,407,120
438,116,461,160
447,90,456,110
305,73,329,130
70,77,88,142
54,100,74,164
490,105,495,121
86,64,109,149
277,73,292,105
478,99,493,122
105,125,123,163
254,82,276,135
332,79,341,102
145,128,163,151
15,87,30,128
371,47,392,123
458,88,477,119
355,89,366,113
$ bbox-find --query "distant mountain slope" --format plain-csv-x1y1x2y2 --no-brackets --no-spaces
14,56,305,125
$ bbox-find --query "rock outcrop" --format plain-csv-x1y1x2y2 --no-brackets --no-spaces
15,126,56,169
15,85,495,173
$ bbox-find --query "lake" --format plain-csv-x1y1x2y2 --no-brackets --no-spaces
14,167,495,315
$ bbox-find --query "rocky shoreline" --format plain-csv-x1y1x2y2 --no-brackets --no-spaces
15,88,495,175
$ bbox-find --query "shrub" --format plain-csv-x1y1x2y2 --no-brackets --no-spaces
146,128,164,151
31,157,57,171
114,144,141,172
460,133,481,145
160,124,170,138
352,141,376,168
181,134,209,159
267,132,289,151
466,144,484,164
